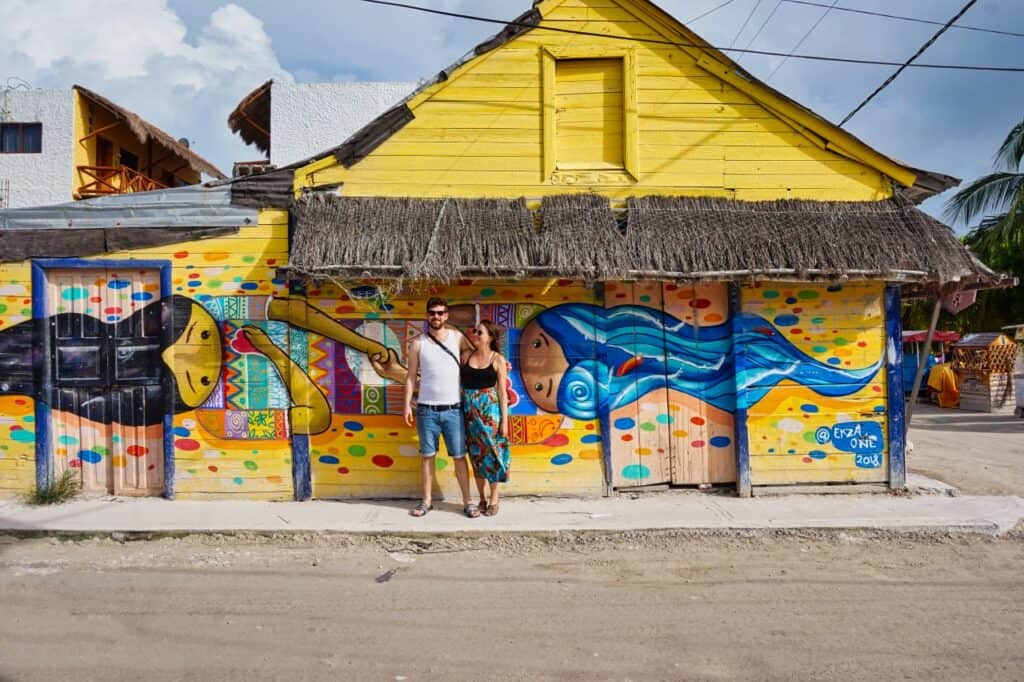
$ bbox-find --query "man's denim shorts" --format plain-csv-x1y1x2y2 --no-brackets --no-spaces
416,404,466,458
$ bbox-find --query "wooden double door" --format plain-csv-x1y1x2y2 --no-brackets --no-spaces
45,268,166,495
604,282,737,488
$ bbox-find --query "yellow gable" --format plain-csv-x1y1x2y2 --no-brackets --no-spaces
297,0,908,202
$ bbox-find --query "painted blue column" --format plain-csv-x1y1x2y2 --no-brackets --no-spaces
30,263,51,492
729,282,751,497
884,284,906,490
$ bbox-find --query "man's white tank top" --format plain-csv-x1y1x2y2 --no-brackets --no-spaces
418,330,462,405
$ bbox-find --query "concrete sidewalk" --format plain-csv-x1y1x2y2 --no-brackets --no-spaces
2,477,1022,537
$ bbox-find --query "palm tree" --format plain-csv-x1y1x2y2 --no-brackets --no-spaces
943,117,1024,330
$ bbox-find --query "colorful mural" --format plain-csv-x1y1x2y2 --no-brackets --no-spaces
0,229,896,500
0,235,895,500
742,281,889,485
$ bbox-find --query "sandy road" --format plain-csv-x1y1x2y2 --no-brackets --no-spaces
1,531,1022,682
908,404,1024,496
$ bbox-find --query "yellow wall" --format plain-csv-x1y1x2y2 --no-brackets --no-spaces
72,90,200,198
299,0,895,201
0,261,36,496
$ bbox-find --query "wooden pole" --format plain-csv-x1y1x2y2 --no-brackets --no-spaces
907,297,942,424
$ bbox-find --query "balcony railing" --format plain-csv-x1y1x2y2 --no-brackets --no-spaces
76,165,167,198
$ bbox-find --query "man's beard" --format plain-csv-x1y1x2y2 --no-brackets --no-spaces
428,319,444,330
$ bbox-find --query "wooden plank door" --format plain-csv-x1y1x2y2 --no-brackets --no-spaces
107,268,164,495
605,282,672,487
663,283,737,485
46,268,165,495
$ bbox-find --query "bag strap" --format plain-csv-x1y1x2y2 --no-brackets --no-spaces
425,329,461,367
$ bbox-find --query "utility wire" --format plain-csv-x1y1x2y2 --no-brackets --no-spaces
783,0,1024,40
686,0,738,24
765,0,838,81
729,0,764,48
840,0,979,126
736,0,784,65
357,0,1024,73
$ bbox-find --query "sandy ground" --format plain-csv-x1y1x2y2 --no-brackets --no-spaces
908,403,1024,495
1,530,1022,682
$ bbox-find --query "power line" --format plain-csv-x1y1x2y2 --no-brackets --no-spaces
729,0,764,48
686,0,738,24
783,0,1024,40
735,0,784,65
357,0,1024,73
765,0,838,82
840,0,979,126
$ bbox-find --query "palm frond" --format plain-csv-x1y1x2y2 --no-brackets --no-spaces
943,172,1024,225
994,117,1024,171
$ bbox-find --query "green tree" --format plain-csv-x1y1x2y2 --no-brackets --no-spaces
943,117,1024,330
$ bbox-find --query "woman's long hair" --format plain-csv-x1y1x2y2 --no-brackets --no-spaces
530,303,883,420
478,319,501,354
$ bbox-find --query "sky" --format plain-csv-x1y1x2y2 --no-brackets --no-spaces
2,0,1022,227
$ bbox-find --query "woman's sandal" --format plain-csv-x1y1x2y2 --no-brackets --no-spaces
410,502,433,517
464,503,481,518
484,503,498,517
479,500,489,514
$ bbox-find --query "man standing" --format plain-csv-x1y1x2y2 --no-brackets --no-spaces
404,297,479,517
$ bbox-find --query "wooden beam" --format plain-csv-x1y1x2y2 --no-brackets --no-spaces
730,282,752,497
885,284,906,490
907,296,942,424
78,121,121,145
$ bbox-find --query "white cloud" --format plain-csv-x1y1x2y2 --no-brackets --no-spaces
0,0,293,177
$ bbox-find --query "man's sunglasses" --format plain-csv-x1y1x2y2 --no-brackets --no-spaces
427,309,448,317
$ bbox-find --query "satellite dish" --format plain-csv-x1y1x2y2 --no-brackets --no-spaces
177,137,190,148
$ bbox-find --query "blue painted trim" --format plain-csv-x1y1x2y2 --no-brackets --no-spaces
30,258,175,497
292,435,312,501
729,283,751,497
884,285,906,490
30,262,51,490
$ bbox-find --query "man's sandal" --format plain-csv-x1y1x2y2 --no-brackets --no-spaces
410,502,432,517
464,503,481,518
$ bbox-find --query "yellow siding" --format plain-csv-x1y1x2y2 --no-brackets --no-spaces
299,0,893,201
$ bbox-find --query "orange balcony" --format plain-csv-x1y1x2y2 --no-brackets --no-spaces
76,165,167,198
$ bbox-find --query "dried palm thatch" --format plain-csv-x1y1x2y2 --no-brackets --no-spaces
73,85,226,179
290,194,535,281
288,193,1008,290
227,80,272,155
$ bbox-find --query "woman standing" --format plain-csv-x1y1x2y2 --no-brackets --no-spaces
460,320,511,516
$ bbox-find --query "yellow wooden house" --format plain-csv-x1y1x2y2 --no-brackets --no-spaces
0,0,1006,502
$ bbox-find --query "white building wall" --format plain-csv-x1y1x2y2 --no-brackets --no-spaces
0,89,74,208
270,82,416,167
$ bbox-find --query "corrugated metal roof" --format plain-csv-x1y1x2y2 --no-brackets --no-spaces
0,183,258,230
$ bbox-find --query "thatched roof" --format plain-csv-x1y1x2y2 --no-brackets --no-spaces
74,84,227,179
73,85,226,179
288,193,1009,292
227,79,272,155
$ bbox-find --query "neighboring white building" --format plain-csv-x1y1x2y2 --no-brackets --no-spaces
0,84,224,209
229,81,417,169
0,87,74,209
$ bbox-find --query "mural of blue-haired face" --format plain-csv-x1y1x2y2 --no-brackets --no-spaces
518,303,884,420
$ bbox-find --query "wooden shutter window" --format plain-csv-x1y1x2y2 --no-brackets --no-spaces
555,58,624,170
